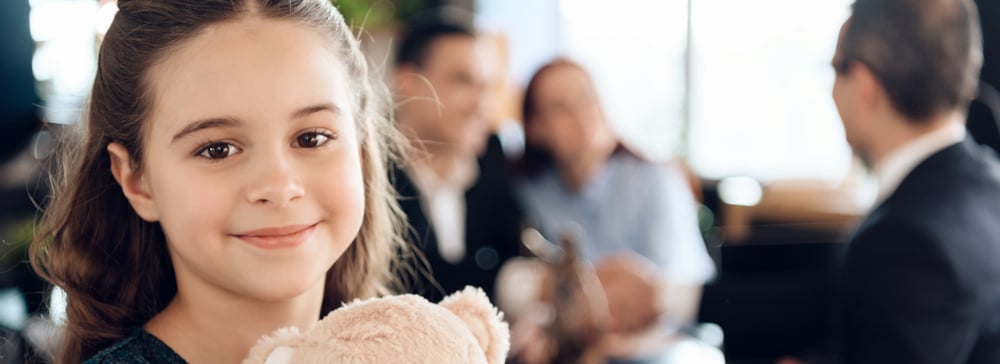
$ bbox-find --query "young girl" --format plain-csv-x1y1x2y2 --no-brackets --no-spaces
30,0,408,362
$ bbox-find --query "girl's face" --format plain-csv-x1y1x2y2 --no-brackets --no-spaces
113,18,365,303
526,65,613,165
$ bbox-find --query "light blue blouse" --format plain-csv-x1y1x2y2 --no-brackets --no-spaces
516,152,716,285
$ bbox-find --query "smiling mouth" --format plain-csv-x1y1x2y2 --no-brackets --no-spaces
234,223,318,249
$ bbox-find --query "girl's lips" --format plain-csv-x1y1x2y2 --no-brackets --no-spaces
234,223,317,249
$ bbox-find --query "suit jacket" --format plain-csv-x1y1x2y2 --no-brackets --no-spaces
394,136,523,302
967,0,1000,154
842,138,1000,364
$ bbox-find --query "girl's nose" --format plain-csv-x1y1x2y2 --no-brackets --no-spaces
244,150,305,208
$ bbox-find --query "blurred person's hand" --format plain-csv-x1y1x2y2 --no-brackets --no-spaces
508,305,555,364
508,262,608,364
505,252,673,362
595,254,664,334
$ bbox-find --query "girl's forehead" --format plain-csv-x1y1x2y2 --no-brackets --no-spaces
144,17,353,136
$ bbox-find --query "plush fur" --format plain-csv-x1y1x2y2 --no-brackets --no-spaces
242,287,509,364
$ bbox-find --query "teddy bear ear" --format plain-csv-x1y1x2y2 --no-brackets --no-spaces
440,286,511,364
241,327,302,364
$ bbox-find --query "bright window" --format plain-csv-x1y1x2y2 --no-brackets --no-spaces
686,0,853,181
30,0,116,125
560,0,689,161
482,0,856,181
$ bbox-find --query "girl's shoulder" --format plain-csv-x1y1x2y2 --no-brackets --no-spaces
83,328,186,364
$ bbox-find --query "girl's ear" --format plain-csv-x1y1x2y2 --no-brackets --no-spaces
107,143,160,222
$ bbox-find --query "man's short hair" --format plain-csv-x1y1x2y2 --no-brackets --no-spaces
395,8,475,68
836,0,983,121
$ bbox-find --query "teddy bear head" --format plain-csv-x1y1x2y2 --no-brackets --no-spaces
243,287,510,364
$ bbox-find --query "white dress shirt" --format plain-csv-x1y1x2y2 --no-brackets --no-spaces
407,157,479,264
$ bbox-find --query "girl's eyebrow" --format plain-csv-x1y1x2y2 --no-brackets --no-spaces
171,117,241,144
170,103,342,145
292,102,341,119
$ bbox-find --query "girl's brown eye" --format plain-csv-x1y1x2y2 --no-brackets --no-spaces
197,142,239,160
293,131,333,148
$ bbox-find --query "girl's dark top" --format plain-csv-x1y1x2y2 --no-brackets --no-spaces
82,328,186,363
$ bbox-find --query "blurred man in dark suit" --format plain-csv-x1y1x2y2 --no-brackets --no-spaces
391,12,523,302
832,0,1000,363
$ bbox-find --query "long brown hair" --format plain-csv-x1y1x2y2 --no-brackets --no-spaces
29,1,408,363
518,58,629,176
